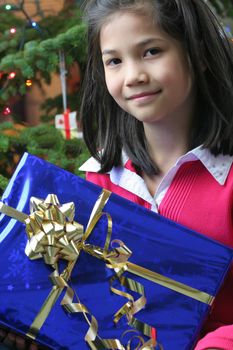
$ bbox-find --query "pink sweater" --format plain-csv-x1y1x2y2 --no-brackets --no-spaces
86,160,233,350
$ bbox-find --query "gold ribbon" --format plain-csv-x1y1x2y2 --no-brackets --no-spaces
0,190,215,349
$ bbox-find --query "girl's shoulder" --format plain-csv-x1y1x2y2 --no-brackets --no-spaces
79,156,117,189
79,156,151,207
79,156,102,173
79,149,129,174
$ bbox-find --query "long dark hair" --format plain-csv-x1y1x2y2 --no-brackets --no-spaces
80,0,233,175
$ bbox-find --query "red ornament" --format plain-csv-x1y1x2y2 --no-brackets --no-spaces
3,106,11,115
8,72,16,79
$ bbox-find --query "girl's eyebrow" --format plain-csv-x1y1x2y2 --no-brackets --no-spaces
102,37,165,56
137,37,165,47
102,49,118,56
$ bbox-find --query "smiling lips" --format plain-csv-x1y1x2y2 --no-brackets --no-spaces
127,90,162,101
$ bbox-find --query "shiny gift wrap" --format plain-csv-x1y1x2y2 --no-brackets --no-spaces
0,153,232,350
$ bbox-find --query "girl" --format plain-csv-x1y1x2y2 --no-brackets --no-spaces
80,0,233,349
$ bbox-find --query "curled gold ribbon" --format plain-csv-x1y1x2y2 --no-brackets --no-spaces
0,190,215,349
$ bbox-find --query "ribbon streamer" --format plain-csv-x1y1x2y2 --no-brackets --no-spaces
0,190,215,349
63,108,71,139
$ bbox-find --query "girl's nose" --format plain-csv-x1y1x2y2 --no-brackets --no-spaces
124,62,149,86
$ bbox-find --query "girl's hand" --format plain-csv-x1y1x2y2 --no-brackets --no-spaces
0,328,38,350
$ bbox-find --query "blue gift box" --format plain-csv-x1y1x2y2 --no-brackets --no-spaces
0,152,232,350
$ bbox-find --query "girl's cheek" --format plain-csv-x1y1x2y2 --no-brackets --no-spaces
106,80,118,96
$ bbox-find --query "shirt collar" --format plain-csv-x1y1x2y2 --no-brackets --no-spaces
178,146,233,185
79,146,233,185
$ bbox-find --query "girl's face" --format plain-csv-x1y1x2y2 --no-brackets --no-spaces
100,11,195,127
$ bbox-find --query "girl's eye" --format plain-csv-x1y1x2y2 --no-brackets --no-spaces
106,58,121,66
144,48,161,57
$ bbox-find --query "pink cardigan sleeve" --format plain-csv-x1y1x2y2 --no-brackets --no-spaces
194,325,233,350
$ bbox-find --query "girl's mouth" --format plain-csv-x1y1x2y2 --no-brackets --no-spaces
127,90,162,102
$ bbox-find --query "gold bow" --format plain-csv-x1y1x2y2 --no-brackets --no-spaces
0,190,159,349
0,189,214,349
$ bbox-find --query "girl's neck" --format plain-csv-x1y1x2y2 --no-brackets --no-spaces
141,121,190,197
143,120,190,175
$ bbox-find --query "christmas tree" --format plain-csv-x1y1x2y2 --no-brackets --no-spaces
0,0,89,195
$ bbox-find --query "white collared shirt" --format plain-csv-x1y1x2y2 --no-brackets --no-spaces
80,146,233,212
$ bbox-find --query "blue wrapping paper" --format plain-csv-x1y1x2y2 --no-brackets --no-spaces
0,152,232,350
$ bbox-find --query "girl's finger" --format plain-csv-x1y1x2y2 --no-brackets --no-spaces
29,343,39,350
15,334,27,350
0,329,6,342
3,332,16,347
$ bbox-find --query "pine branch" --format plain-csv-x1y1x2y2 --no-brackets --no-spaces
0,23,86,101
